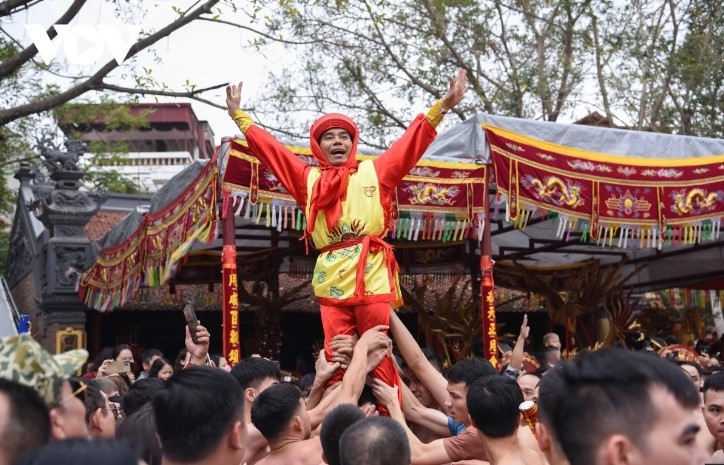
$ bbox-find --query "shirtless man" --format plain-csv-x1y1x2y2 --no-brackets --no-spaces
251,326,390,465
230,356,281,465
467,375,544,465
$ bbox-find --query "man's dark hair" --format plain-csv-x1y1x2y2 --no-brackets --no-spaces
320,403,365,465
446,357,496,386
703,371,724,401
15,438,141,465
84,380,107,424
538,348,699,465
117,403,161,465
0,378,50,464
357,384,378,409
339,416,410,465
678,360,702,376
122,377,165,417
153,367,244,462
251,383,302,443
230,356,281,390
141,349,164,366
467,375,523,438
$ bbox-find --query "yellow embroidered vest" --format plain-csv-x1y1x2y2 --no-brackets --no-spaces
306,160,399,305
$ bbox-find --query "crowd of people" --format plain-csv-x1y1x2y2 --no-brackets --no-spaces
1,310,723,465
2,67,721,465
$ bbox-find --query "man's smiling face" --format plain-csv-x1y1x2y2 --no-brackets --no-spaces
319,128,352,166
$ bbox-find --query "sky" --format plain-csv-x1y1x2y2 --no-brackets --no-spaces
7,0,283,145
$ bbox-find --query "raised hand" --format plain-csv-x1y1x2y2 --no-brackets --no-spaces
185,322,210,363
226,81,243,116
359,325,391,353
330,333,357,369
519,313,530,340
370,378,399,410
441,68,467,110
315,349,341,382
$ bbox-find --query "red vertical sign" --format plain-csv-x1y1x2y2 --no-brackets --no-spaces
222,192,241,366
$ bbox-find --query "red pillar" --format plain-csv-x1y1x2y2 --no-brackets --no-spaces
222,190,241,366
481,166,498,368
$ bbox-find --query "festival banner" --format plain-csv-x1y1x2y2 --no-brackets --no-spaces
220,138,488,242
79,159,219,312
222,245,241,366
486,125,724,246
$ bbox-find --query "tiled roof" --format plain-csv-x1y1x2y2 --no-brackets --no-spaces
84,212,127,241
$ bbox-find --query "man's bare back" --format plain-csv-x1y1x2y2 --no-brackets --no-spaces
256,437,323,465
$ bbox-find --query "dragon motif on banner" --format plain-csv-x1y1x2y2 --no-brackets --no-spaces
407,183,459,206
522,175,584,208
671,188,722,215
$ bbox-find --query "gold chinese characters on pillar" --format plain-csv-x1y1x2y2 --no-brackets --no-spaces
223,244,241,366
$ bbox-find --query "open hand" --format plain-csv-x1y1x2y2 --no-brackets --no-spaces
441,68,467,110
226,81,243,116
315,349,341,382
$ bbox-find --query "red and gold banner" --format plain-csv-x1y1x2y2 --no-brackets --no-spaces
222,195,241,367
221,138,487,239
486,125,724,244
222,245,241,366
79,159,219,312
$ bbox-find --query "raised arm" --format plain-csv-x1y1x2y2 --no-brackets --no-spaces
308,325,390,427
374,69,468,191
508,314,530,376
305,349,341,410
400,381,451,437
372,379,455,465
389,311,449,409
225,81,309,205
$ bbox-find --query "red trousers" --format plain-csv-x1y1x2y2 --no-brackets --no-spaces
320,302,402,416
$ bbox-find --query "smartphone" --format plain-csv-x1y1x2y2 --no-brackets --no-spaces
17,315,30,334
183,301,199,344
106,360,131,374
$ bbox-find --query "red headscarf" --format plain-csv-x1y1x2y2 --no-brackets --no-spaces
307,113,359,233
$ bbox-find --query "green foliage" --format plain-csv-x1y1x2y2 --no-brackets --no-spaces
234,0,724,142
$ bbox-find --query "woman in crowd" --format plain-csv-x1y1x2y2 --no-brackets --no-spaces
148,358,174,381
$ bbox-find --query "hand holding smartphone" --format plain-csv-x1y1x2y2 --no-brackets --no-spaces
106,360,131,374
183,301,199,344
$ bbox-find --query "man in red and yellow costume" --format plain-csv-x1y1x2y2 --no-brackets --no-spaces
225,69,467,412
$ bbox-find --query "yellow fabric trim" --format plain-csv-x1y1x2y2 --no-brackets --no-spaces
483,124,724,167
426,99,448,128
231,109,254,134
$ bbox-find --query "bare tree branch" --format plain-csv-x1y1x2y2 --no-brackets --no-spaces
200,17,320,46
97,82,228,110
0,0,86,78
0,0,37,17
0,0,220,126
